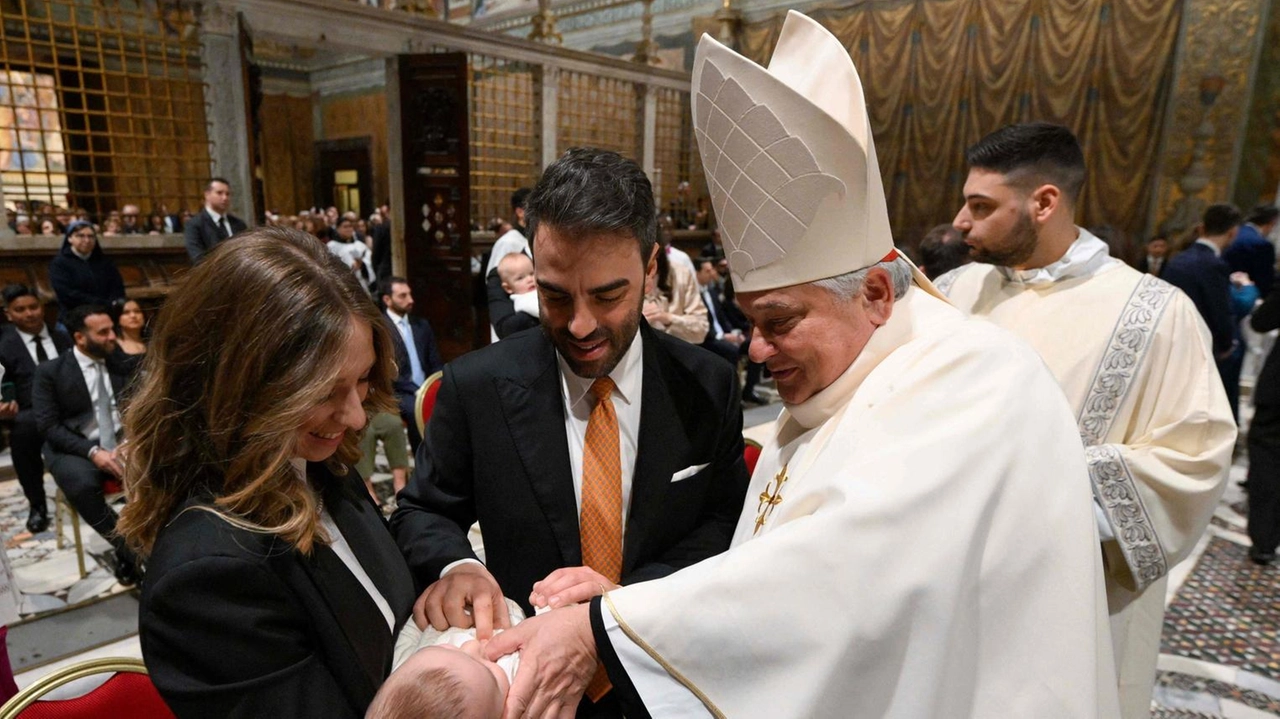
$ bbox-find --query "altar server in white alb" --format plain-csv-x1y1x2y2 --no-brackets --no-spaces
481,12,1120,718
939,123,1235,719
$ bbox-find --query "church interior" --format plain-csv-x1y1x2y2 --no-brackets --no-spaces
1,0,1279,715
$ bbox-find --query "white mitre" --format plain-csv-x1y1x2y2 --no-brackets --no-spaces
693,11,943,298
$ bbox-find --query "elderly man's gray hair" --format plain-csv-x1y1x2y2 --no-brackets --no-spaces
813,256,912,302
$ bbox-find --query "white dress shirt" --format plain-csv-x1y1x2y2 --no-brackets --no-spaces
291,459,396,632
440,332,646,579
205,206,231,238
15,327,57,365
73,347,120,446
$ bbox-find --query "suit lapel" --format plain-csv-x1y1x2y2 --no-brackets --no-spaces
495,336,581,566
61,354,92,413
624,328,692,573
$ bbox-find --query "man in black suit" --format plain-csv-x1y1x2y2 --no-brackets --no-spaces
695,256,764,404
391,149,749,717
184,177,247,264
0,284,72,532
32,304,139,584
1164,204,1239,409
1137,235,1170,277
380,276,443,453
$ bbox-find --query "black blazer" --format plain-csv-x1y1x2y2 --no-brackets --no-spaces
383,312,444,397
140,463,416,719
1252,287,1280,407
1163,242,1234,356
0,325,72,410
32,350,129,458
183,209,247,264
391,323,750,615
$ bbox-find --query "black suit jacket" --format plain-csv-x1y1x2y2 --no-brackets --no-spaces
140,464,415,718
391,323,750,616
32,350,129,458
184,209,247,263
700,285,749,343
383,312,444,398
1252,287,1280,407
1164,242,1234,356
0,325,72,411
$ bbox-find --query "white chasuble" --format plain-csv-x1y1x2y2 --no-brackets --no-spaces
601,288,1119,718
938,231,1235,719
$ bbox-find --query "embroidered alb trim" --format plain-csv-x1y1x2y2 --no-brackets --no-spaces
604,594,727,719
1077,274,1176,446
1086,444,1168,589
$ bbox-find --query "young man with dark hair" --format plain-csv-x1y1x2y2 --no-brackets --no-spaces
0,284,72,532
916,223,970,280
1225,203,1279,296
942,122,1233,718
1138,234,1169,277
184,177,248,263
392,147,749,718
379,276,442,453
32,304,140,585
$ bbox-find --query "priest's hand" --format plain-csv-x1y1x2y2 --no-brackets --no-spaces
486,603,596,719
529,566,620,610
413,562,510,639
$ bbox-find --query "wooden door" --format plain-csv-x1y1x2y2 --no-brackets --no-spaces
396,53,472,360
314,137,373,217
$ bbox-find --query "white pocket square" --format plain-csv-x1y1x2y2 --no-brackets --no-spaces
670,463,710,482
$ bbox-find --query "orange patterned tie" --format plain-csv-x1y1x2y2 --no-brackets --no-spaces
580,376,620,702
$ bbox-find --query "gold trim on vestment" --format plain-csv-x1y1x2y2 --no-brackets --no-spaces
603,593,727,719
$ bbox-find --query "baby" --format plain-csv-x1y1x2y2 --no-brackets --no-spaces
366,599,526,719
497,252,539,319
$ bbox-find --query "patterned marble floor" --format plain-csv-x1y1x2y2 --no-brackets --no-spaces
1152,462,1280,718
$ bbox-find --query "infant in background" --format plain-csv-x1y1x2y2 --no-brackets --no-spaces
366,598,526,719
498,253,539,319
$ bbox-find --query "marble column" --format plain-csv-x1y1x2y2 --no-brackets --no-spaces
199,2,256,225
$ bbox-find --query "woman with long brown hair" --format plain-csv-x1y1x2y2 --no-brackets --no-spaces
118,227,416,718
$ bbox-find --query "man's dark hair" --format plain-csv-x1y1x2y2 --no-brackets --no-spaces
1246,204,1280,227
205,177,230,192
2,283,38,307
696,256,717,272
511,187,532,211
917,224,970,280
63,304,110,335
378,276,409,300
1203,203,1243,236
525,148,656,265
966,122,1086,203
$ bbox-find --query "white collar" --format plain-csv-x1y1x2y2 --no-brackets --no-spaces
995,227,1113,286
71,247,93,261
206,207,225,224
386,307,407,324
557,330,644,412
15,327,44,344
1195,238,1222,257
73,346,104,371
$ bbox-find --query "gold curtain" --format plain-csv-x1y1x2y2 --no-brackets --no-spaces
739,0,1182,253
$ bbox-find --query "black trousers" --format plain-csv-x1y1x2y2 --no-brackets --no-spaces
8,412,48,508
1247,403,1280,555
44,447,125,553
397,392,422,455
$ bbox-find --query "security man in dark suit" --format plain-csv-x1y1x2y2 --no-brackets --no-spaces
0,284,72,533
380,276,443,453
1164,203,1240,414
391,149,748,718
184,177,247,263
32,304,139,584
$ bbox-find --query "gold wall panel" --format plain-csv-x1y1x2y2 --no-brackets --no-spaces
557,70,639,162
469,54,538,228
0,0,207,217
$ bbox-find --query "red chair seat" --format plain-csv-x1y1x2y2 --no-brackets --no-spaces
13,672,174,719
743,440,763,475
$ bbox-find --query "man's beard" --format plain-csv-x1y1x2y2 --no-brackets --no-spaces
82,336,115,360
542,301,642,379
970,210,1038,267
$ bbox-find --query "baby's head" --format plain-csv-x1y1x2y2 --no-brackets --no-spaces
367,643,508,719
498,253,536,296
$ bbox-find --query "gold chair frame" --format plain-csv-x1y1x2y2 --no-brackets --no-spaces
0,657,149,719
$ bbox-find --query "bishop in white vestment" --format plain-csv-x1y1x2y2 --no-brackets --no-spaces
485,14,1120,718
941,124,1235,719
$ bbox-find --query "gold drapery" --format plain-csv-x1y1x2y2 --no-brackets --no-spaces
739,0,1182,253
